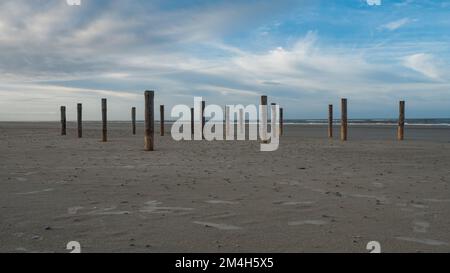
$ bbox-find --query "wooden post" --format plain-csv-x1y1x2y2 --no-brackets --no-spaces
201,100,206,139
328,104,333,138
280,107,284,137
77,103,82,138
225,106,232,139
132,107,136,135
102,98,107,142
398,101,405,141
270,102,280,138
261,96,268,143
160,105,165,136
60,106,66,136
144,91,154,151
239,108,244,136
270,103,278,139
341,99,347,141
191,107,194,136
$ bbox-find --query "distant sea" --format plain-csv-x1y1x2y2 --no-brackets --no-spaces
284,119,450,126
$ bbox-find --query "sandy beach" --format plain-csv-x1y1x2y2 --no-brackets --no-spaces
0,122,449,253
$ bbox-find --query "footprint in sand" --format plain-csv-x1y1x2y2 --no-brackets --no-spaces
413,221,430,233
139,200,194,214
15,247,28,252
372,182,385,188
208,212,238,220
424,198,450,203
205,200,239,205
396,237,448,246
119,165,136,169
277,180,301,186
87,206,131,216
278,201,315,206
193,221,242,230
288,220,327,226
68,206,84,215
16,188,54,195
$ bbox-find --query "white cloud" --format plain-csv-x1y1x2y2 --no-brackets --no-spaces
366,0,382,6
403,53,442,79
380,18,411,31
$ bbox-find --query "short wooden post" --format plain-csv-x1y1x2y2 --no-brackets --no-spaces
132,107,136,135
160,105,165,136
261,96,268,143
398,101,405,141
102,98,107,142
328,104,333,138
280,107,284,137
60,106,66,136
341,99,347,141
190,107,194,136
201,100,206,139
144,91,154,151
77,103,82,138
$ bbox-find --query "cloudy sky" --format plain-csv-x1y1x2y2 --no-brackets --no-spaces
0,0,449,121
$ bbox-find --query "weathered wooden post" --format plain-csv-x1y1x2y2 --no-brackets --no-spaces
132,107,136,135
328,104,333,138
341,99,347,141
280,107,284,137
261,96,268,143
102,98,107,142
270,103,278,139
60,106,66,136
144,91,154,151
270,102,280,138
77,103,82,138
398,100,405,141
201,100,206,139
191,107,194,136
160,105,165,136
239,108,244,137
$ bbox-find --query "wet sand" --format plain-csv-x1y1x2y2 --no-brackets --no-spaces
0,122,449,253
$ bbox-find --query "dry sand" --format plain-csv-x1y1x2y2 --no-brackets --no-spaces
0,122,449,253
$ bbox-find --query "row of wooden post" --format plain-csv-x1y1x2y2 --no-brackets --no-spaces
60,94,405,152
60,93,284,152
59,91,157,151
328,99,405,141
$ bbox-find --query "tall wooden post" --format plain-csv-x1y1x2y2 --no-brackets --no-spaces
270,103,278,139
398,101,405,141
191,107,194,136
225,106,232,139
60,106,66,136
77,103,82,138
132,107,136,135
201,100,206,139
280,107,284,137
270,102,280,138
160,105,165,136
328,104,333,138
102,98,107,142
144,91,154,151
239,108,244,136
341,99,347,141
261,96,268,143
